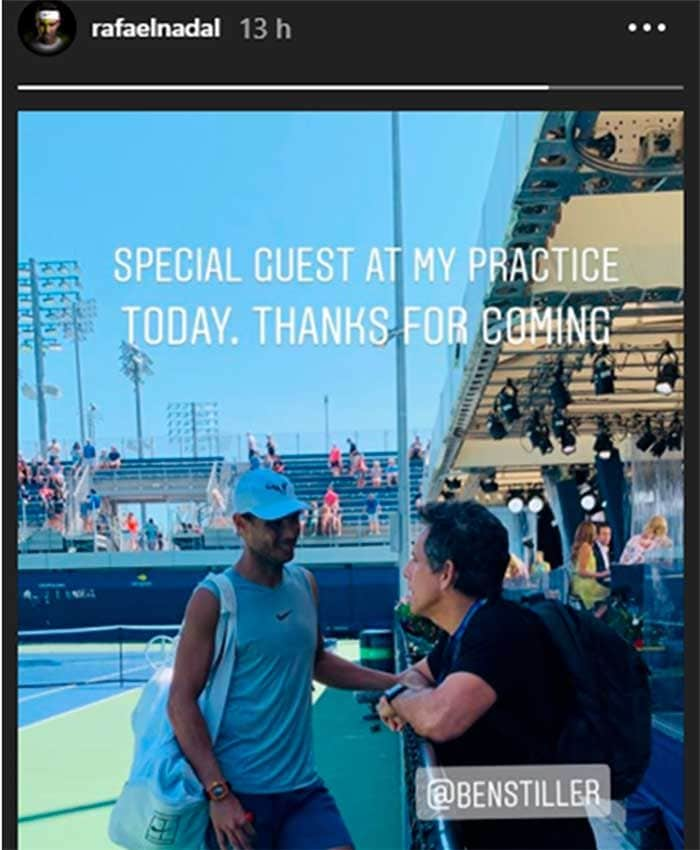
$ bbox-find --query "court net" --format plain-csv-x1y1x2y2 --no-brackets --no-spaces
18,624,180,688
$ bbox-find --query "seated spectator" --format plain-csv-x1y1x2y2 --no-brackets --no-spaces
386,457,399,486
83,440,97,468
619,515,673,564
306,500,319,536
330,504,343,537
70,441,83,465
144,518,160,551
266,434,277,460
98,449,109,469
272,457,286,474
319,503,332,536
107,446,122,469
365,492,381,535
47,438,61,463
323,483,339,512
370,460,383,488
409,435,424,461
328,443,342,476
355,454,368,488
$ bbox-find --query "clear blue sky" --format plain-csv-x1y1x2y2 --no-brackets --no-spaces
18,111,535,458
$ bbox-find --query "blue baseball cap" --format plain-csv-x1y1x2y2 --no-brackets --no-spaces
233,468,308,520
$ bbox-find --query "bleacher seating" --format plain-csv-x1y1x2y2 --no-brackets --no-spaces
92,456,223,481
273,451,423,529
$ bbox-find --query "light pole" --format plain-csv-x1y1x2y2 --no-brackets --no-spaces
120,341,154,527
391,112,412,587
167,402,220,457
18,258,81,455
62,298,96,444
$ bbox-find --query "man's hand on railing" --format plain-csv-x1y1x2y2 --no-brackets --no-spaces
377,696,406,732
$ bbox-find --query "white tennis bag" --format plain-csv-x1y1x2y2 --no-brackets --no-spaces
109,572,237,850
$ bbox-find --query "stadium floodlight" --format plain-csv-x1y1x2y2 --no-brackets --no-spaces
655,341,680,395
167,401,220,457
61,298,97,443
17,257,81,455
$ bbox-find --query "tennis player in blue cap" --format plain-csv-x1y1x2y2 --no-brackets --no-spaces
168,468,399,850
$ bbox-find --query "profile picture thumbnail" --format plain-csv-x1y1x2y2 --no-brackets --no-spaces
18,1,76,56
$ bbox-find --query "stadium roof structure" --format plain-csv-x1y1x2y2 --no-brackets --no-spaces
425,110,684,502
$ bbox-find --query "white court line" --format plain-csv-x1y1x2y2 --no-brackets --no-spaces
20,686,144,731
19,662,150,703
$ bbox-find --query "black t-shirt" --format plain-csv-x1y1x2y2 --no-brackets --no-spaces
426,598,596,850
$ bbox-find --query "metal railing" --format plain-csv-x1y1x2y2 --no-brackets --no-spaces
395,623,462,850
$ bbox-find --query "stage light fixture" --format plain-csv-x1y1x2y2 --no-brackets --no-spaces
655,341,680,395
635,418,655,453
480,474,499,493
527,491,545,514
497,379,521,424
537,423,554,455
487,412,507,441
550,361,572,410
580,490,600,513
651,433,668,458
667,415,683,452
560,426,577,455
551,408,567,439
592,345,615,395
526,411,543,451
507,491,525,514
594,420,613,460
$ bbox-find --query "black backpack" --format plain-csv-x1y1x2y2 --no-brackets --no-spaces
527,598,651,799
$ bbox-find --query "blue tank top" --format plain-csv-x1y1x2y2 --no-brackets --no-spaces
201,564,318,793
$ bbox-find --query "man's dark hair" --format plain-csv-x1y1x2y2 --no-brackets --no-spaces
596,522,611,531
419,500,509,599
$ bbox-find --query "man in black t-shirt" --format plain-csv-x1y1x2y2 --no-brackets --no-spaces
378,500,596,850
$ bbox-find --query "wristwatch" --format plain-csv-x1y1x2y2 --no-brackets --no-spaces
205,780,231,802
383,683,409,704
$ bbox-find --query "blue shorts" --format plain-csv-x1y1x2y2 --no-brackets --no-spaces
206,778,353,850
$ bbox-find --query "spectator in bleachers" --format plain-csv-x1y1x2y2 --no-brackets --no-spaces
98,449,109,469
370,460,383,488
409,434,424,461
365,492,381,535
144,518,160,551
323,483,339,512
319,503,332,536
266,434,278,461
246,432,258,460
272,457,286,474
157,530,164,551
354,453,368,488
328,443,342,476
331,503,343,537
83,439,97,469
306,500,320,536
123,511,139,550
47,438,61,463
107,445,122,469
346,437,359,473
70,441,83,465
386,456,399,486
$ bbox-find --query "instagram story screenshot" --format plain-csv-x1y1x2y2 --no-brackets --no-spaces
3,3,699,850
